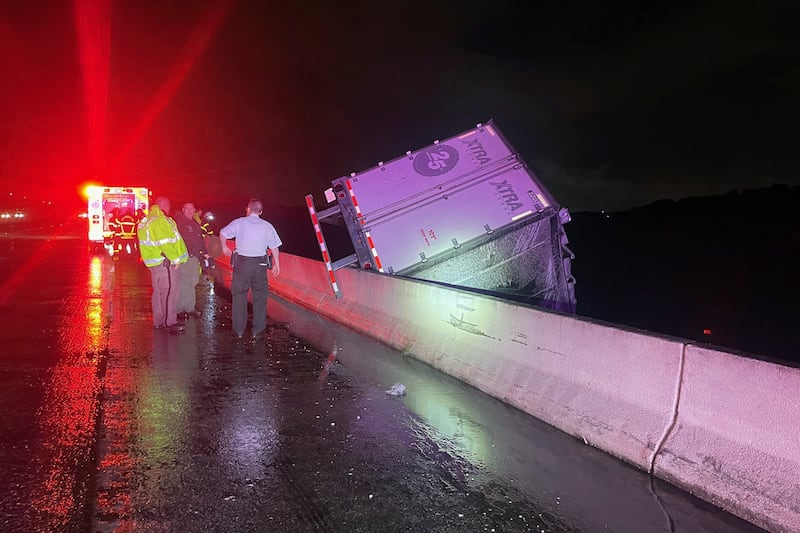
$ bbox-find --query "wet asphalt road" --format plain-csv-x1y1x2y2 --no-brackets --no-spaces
0,230,765,532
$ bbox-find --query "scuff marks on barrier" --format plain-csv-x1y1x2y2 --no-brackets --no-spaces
455,300,476,313
445,313,496,340
536,346,568,357
446,294,496,339
510,332,528,345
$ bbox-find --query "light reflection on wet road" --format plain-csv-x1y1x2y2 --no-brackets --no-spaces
0,236,765,532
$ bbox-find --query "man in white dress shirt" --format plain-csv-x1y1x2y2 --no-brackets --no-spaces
219,198,282,339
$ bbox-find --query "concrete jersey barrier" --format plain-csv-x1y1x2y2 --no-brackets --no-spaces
655,345,800,532
214,251,800,532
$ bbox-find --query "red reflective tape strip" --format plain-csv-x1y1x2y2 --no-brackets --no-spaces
363,231,384,271
307,193,341,295
346,179,360,208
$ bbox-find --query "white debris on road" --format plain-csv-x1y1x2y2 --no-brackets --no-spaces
386,383,406,396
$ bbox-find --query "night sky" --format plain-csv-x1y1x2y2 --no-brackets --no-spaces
2,0,799,213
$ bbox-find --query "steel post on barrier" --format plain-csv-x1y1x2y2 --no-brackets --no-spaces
305,194,344,299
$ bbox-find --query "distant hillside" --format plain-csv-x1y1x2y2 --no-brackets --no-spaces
568,184,800,364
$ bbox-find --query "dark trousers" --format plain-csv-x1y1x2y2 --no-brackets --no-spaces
231,255,270,337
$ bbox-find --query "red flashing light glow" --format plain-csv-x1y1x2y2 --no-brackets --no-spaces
703,329,712,335
80,183,101,199
72,0,232,186
107,0,233,176
74,0,111,180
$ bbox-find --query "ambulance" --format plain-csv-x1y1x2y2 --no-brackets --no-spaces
86,186,149,250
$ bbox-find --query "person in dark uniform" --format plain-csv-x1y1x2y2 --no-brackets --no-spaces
174,202,208,319
219,198,282,339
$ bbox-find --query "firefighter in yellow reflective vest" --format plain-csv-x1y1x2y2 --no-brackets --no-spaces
193,209,215,278
115,210,138,254
137,197,189,333
106,207,120,250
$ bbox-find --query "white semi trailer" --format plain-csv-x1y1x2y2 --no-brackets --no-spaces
306,120,576,313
